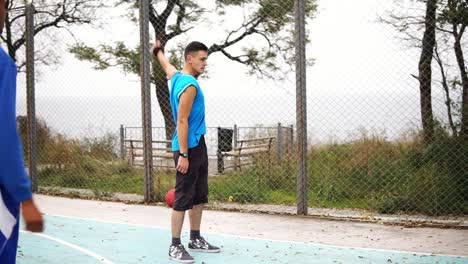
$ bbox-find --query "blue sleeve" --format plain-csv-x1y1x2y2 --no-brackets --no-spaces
0,48,32,203
174,74,199,99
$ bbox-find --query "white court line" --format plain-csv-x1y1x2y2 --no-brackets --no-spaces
20,230,114,264
45,213,467,259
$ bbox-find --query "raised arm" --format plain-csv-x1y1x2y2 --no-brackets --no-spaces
152,39,177,80
0,0,6,34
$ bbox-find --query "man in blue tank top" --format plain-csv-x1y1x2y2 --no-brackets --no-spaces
153,39,220,263
0,1,44,262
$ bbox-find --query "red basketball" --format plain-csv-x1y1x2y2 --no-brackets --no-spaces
165,189,175,207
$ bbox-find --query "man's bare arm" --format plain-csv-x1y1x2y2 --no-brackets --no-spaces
152,40,177,79
177,86,197,154
175,86,196,174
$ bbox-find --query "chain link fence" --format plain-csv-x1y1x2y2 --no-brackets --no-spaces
4,0,467,223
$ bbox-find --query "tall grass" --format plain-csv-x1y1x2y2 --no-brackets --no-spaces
307,132,468,215
39,159,177,201
36,124,467,215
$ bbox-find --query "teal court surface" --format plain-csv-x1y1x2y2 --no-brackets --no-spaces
17,214,468,264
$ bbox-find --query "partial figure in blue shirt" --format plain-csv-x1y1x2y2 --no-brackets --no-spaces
0,1,44,262
153,39,220,263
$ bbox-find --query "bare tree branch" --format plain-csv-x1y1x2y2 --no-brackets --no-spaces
208,16,263,54
435,44,458,136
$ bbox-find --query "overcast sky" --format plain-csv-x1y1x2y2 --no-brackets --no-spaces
13,0,418,98
12,0,445,140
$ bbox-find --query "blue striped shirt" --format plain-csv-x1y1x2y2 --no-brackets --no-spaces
0,47,32,204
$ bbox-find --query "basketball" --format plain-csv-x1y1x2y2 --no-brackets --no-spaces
165,188,175,207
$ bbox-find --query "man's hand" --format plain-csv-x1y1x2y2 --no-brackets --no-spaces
176,156,189,174
21,199,44,232
151,39,162,58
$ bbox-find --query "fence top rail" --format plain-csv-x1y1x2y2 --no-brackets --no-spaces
238,136,275,143
233,144,271,151
124,139,172,144
126,146,172,151
124,126,169,129
124,126,293,129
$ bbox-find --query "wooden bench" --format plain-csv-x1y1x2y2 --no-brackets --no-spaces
221,136,275,172
124,139,173,167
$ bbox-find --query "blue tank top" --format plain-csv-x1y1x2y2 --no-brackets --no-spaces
170,71,206,151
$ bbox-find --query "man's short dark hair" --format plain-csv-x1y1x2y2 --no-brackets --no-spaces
184,41,208,59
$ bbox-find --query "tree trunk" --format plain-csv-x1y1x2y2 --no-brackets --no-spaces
453,27,468,140
418,0,437,144
154,78,175,140
434,47,458,137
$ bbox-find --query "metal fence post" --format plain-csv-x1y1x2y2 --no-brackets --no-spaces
295,0,308,215
233,124,238,148
139,0,154,202
217,127,222,174
25,1,37,192
120,124,125,160
277,122,283,161
290,125,294,155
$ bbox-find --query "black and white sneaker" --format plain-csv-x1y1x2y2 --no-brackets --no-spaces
169,244,195,263
188,237,221,253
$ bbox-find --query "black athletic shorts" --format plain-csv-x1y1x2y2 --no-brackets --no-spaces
172,135,209,211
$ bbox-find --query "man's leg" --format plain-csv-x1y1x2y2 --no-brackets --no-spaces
187,203,219,253
188,139,207,242
170,203,196,263
187,136,220,253
169,151,198,263
171,210,185,241
188,204,203,232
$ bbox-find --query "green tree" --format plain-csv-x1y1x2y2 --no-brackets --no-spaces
418,0,438,144
70,0,316,139
439,0,468,140
0,0,104,71
16,115,52,163
382,0,468,142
